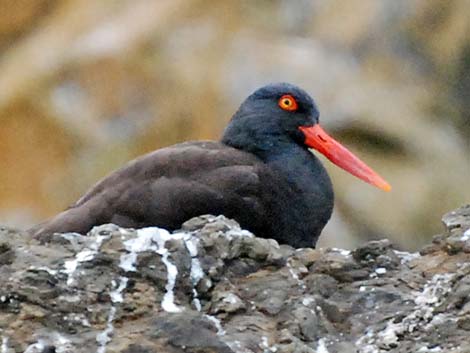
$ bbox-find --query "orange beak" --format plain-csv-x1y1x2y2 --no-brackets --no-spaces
299,124,391,192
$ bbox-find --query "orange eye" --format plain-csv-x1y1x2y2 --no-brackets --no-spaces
278,95,298,111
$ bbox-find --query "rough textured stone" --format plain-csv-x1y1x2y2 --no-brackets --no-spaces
1,208,470,352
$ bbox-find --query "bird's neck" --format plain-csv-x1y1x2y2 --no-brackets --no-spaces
221,112,293,157
223,130,333,204
221,128,290,159
263,144,333,195
262,144,335,248
221,121,334,206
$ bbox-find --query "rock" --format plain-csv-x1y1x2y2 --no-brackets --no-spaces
210,289,246,314
311,249,369,282
291,306,320,341
292,248,322,267
152,312,233,353
1,208,470,352
442,205,470,232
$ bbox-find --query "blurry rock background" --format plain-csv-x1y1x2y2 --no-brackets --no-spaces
0,0,469,250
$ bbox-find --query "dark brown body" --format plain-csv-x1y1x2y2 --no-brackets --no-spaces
30,141,333,247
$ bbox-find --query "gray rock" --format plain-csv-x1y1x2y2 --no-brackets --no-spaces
1,206,470,352
210,289,246,314
442,204,470,232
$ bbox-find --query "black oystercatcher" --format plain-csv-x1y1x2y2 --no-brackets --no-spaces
30,83,390,248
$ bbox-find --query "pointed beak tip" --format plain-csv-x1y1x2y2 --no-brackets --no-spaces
377,181,392,192
383,184,392,192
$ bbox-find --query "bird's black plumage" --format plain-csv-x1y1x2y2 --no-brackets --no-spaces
30,83,334,248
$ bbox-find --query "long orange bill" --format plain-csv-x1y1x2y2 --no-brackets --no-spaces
299,124,391,192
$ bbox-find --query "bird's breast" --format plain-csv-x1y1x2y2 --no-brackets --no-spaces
259,147,334,247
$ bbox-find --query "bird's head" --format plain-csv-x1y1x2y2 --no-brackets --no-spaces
222,83,391,192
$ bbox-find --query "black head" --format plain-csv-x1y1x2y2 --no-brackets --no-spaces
222,83,320,155
222,82,392,191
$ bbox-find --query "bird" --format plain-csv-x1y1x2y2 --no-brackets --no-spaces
29,83,390,248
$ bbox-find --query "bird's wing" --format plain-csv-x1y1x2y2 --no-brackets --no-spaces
109,166,266,231
30,141,267,238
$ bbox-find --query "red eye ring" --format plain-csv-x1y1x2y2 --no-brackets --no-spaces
278,95,298,111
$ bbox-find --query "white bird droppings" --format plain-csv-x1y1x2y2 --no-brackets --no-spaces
260,336,278,353
96,276,129,353
96,306,116,353
302,297,315,306
24,340,46,353
375,267,387,275
120,227,185,313
461,228,470,241
205,314,226,336
393,250,420,264
356,272,455,352
182,233,205,311
316,338,329,353
286,260,306,290
63,233,111,286
119,252,138,272
331,247,351,256
24,333,73,353
1,336,9,353
53,333,73,353
110,276,128,304
160,253,182,313
121,228,207,313
414,273,454,307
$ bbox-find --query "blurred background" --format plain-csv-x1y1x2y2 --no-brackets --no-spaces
0,0,469,250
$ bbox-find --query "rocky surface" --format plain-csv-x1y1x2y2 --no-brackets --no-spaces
1,205,470,352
